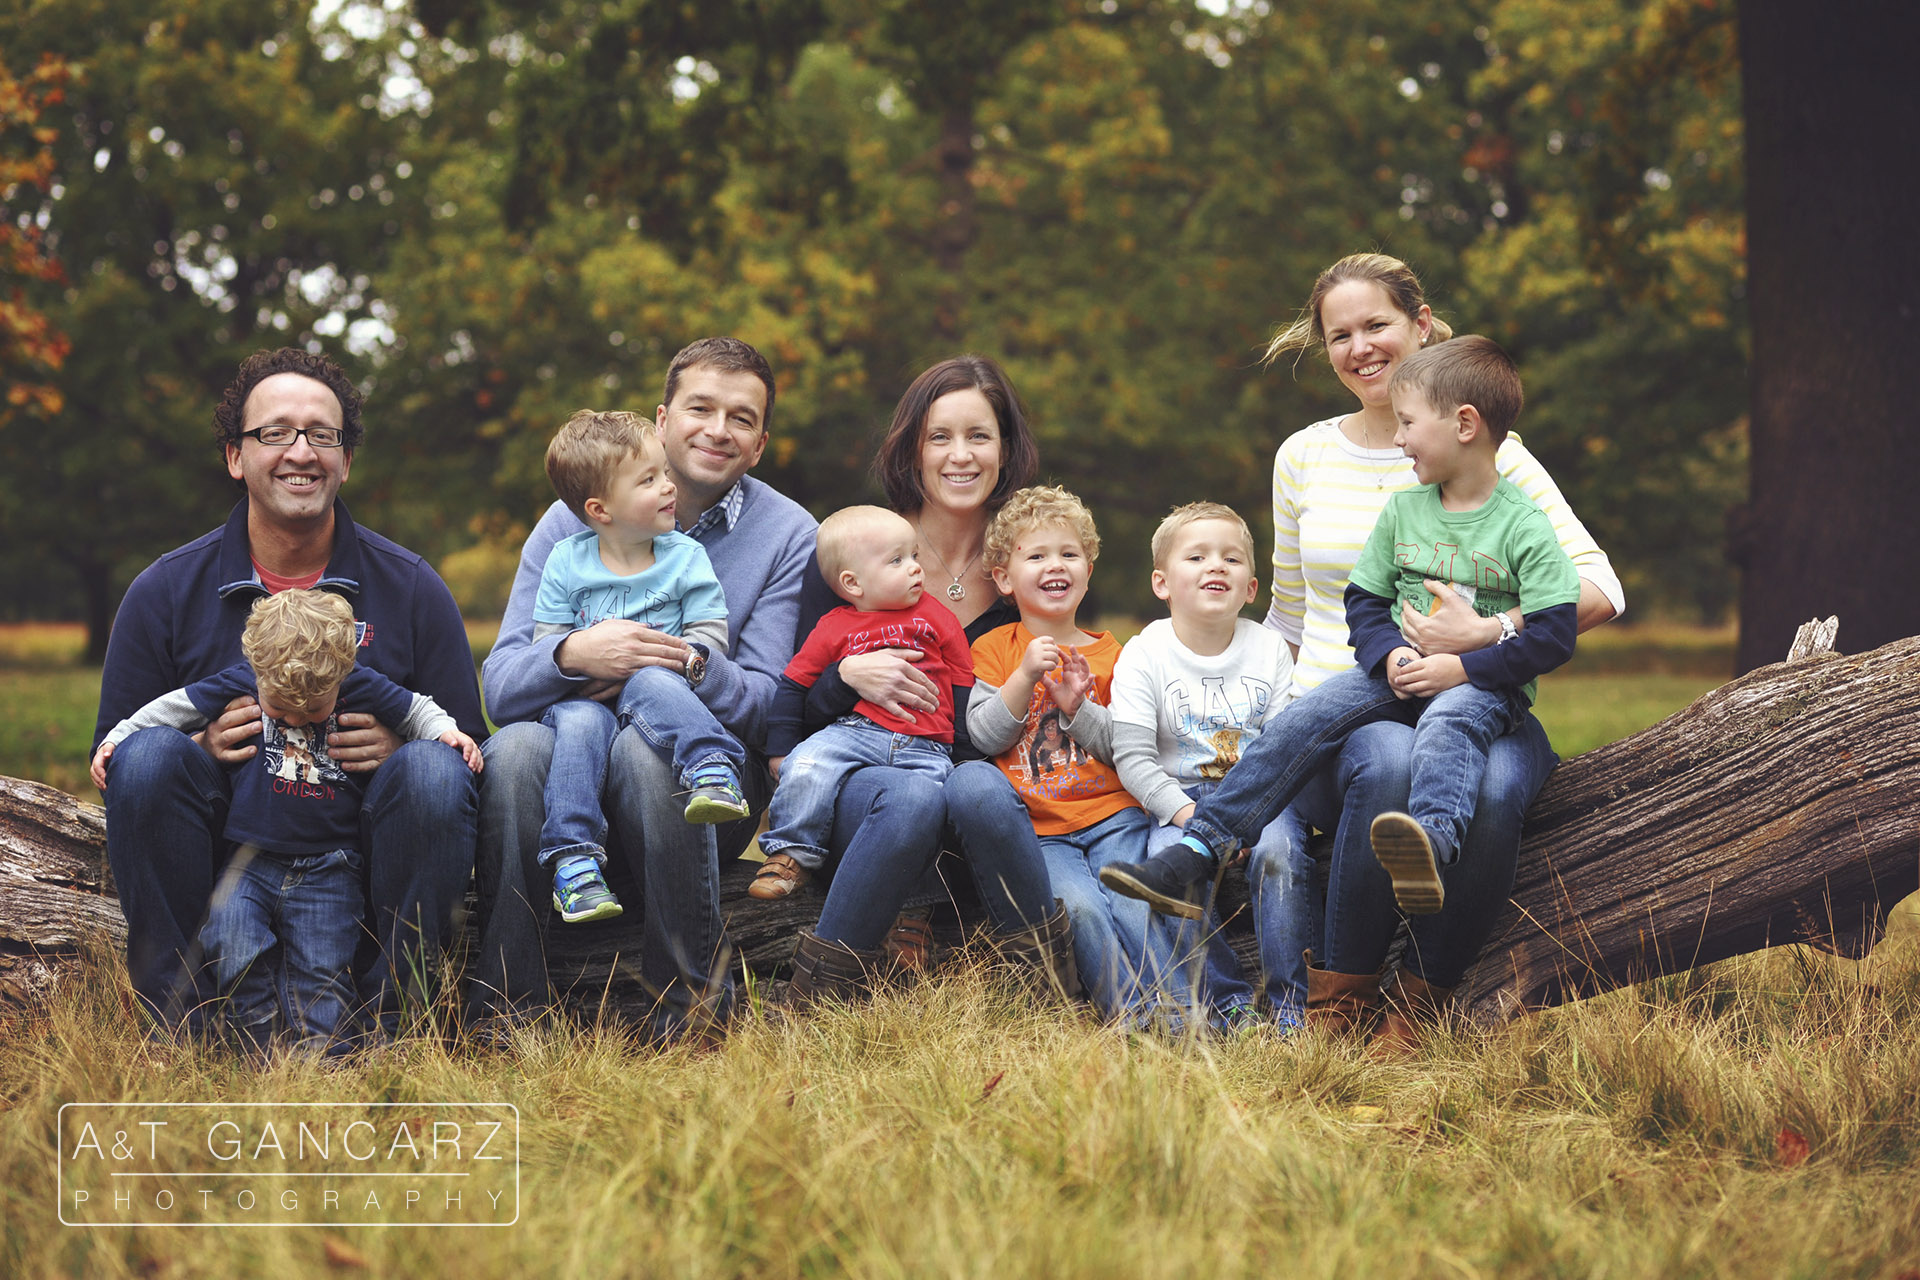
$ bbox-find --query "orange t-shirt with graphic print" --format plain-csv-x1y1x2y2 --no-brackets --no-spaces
970,623,1139,837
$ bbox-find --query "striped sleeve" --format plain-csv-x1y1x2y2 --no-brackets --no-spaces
1495,434,1626,619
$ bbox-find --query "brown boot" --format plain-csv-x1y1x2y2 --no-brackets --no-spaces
991,900,1084,1001
1372,968,1455,1055
1304,949,1382,1037
777,930,883,1010
882,906,939,975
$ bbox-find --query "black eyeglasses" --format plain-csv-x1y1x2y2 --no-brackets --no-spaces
240,425,346,448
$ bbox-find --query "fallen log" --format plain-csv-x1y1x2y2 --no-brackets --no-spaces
5,630,1916,1019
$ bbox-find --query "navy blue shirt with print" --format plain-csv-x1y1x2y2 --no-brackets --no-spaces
186,663,417,856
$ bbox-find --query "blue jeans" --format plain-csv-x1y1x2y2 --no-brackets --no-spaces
812,767,950,951
762,718,952,871
471,719,754,1039
1320,712,1557,986
1146,780,1304,1026
1185,666,1524,868
538,667,746,865
200,846,362,1052
945,761,1159,1020
104,728,476,1036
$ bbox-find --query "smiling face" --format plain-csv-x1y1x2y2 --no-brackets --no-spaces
917,388,1003,518
990,522,1091,628
1152,518,1258,626
225,373,353,530
840,511,926,611
657,363,769,513
586,436,677,538
1318,280,1433,413
1391,385,1470,486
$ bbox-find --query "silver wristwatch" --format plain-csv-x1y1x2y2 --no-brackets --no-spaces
684,644,709,689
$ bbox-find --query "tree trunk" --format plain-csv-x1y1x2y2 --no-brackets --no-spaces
7,634,1917,1014
1733,0,1920,673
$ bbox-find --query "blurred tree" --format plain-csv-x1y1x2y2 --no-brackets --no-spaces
0,54,71,422
1734,0,1920,670
0,0,433,660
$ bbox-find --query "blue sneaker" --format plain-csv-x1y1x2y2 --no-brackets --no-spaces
683,766,751,824
551,855,623,923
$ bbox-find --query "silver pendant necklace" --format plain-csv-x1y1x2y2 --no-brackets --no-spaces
918,532,980,602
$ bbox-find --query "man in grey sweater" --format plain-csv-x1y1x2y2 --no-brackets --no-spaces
470,338,822,1040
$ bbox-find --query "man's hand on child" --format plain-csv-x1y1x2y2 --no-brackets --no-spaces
1049,647,1093,717
89,741,115,791
330,714,402,774
1399,580,1505,656
193,694,262,764
439,730,484,773
769,755,785,780
1391,652,1470,698
557,619,691,682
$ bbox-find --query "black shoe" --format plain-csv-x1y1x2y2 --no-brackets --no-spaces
1098,840,1213,919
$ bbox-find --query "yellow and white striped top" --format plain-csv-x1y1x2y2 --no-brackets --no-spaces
1266,417,1625,696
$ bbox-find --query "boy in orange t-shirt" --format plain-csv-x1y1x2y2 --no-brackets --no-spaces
945,487,1172,1026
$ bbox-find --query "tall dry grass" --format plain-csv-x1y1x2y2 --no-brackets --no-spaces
4,931,1917,1279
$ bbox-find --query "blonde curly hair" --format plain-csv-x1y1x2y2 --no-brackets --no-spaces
983,486,1101,573
241,589,358,714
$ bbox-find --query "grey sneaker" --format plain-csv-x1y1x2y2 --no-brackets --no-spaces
683,767,751,824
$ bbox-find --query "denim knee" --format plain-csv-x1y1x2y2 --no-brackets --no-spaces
105,726,225,811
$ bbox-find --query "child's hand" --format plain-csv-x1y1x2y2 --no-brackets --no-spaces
1390,653,1469,699
90,741,114,791
1170,802,1196,828
1019,636,1062,684
1049,646,1094,717
769,754,785,781
1385,646,1423,699
439,729,485,773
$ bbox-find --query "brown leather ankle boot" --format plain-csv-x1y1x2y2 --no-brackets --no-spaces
991,900,1084,1001
779,930,883,1009
1372,968,1455,1055
1304,949,1382,1037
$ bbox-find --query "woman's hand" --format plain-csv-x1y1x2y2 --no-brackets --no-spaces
1400,580,1506,655
838,647,939,721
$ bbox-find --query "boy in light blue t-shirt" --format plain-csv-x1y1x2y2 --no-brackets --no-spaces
529,410,750,924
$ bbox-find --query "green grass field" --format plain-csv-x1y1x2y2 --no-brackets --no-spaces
11,622,1916,1278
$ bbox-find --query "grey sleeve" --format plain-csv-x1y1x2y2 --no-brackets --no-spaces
1113,720,1193,825
966,678,1027,756
532,621,571,643
1060,699,1115,764
102,689,208,748
684,616,730,655
394,693,459,741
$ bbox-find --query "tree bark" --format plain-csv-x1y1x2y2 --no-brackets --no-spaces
1733,0,1920,672
7,635,1918,1014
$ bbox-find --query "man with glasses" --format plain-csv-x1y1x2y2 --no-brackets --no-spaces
472,337,821,1043
93,347,485,1043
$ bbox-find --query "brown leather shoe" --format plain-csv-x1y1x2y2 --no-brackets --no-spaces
748,852,811,900
882,907,938,974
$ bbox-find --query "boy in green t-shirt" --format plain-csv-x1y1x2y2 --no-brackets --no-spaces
1101,336,1581,921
